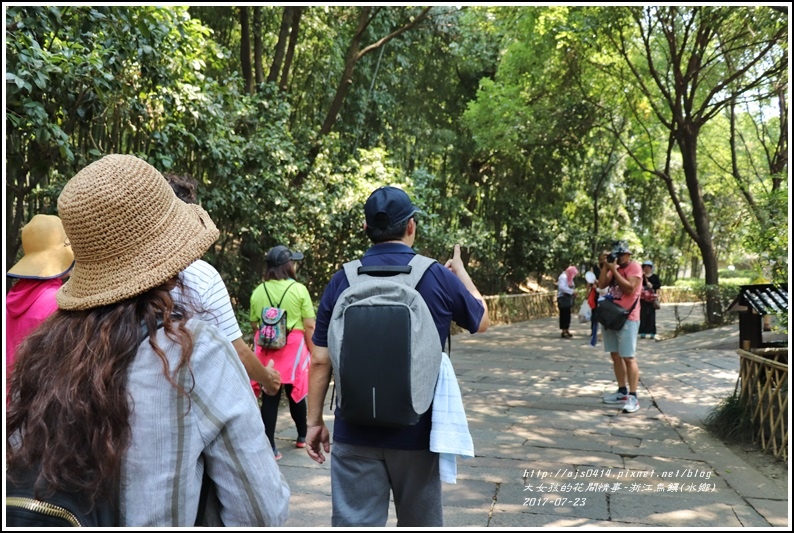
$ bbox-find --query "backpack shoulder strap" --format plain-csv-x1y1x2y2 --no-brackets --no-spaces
404,255,436,289
277,281,297,307
342,260,362,286
262,282,274,307
342,256,436,288
263,280,296,307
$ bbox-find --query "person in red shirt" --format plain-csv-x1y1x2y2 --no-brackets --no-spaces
597,241,643,413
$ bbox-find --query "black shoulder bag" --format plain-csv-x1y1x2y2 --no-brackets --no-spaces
595,294,640,331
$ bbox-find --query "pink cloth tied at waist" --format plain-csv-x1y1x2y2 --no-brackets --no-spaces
252,329,310,402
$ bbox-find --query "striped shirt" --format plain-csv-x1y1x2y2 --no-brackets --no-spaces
119,318,290,525
174,260,243,342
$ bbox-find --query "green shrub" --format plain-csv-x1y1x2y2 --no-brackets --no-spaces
668,281,740,327
718,267,755,282
703,389,754,445
676,322,711,335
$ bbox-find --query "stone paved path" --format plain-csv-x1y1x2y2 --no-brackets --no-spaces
271,303,790,528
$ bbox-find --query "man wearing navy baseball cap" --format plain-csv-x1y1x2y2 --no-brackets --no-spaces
306,185,490,526
363,185,424,229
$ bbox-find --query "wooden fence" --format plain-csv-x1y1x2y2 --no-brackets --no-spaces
476,286,698,327
737,348,789,462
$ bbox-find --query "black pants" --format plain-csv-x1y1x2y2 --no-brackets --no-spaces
559,305,572,330
639,301,657,335
260,384,307,450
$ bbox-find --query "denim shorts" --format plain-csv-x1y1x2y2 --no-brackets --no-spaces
602,319,639,357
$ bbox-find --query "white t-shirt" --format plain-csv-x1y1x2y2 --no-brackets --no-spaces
172,259,243,343
557,271,574,297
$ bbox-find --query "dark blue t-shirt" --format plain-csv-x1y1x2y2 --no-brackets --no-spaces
312,242,485,450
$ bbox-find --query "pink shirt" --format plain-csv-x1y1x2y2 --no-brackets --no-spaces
606,261,643,321
6,278,62,386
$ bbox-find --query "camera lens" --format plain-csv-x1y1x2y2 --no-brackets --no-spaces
607,253,617,263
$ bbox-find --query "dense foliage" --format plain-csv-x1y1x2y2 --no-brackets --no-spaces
5,6,788,329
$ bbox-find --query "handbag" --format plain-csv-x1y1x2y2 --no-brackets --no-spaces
595,295,639,331
6,466,117,526
587,287,597,310
640,288,657,302
641,288,661,310
557,293,574,309
577,299,591,323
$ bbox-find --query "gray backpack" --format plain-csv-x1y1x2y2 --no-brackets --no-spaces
328,254,441,428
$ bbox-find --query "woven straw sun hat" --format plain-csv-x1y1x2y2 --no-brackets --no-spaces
7,214,75,279
56,154,219,310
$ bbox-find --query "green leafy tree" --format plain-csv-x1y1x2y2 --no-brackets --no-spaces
593,6,787,324
462,6,618,288
7,5,786,317
5,6,216,266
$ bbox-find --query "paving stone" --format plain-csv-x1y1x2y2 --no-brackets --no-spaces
274,306,787,527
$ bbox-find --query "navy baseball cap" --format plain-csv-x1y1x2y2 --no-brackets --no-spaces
266,245,304,267
364,186,423,230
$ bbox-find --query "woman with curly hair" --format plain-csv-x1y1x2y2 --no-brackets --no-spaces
6,155,290,526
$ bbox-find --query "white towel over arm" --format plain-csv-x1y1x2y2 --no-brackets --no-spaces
429,352,474,484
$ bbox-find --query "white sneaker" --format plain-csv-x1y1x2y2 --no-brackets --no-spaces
603,391,628,404
622,395,640,413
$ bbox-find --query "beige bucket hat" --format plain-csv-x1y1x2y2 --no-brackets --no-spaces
7,214,75,279
56,154,219,310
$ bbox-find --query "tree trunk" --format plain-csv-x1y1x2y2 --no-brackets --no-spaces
292,6,431,188
728,99,757,216
318,8,370,138
239,7,253,94
238,232,264,312
592,193,599,258
678,133,722,324
253,7,264,86
267,6,292,85
280,7,302,92
770,81,787,190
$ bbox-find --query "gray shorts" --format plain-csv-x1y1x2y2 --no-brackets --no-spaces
602,319,639,357
330,441,442,527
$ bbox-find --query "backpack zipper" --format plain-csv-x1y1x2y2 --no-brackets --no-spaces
6,496,83,526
